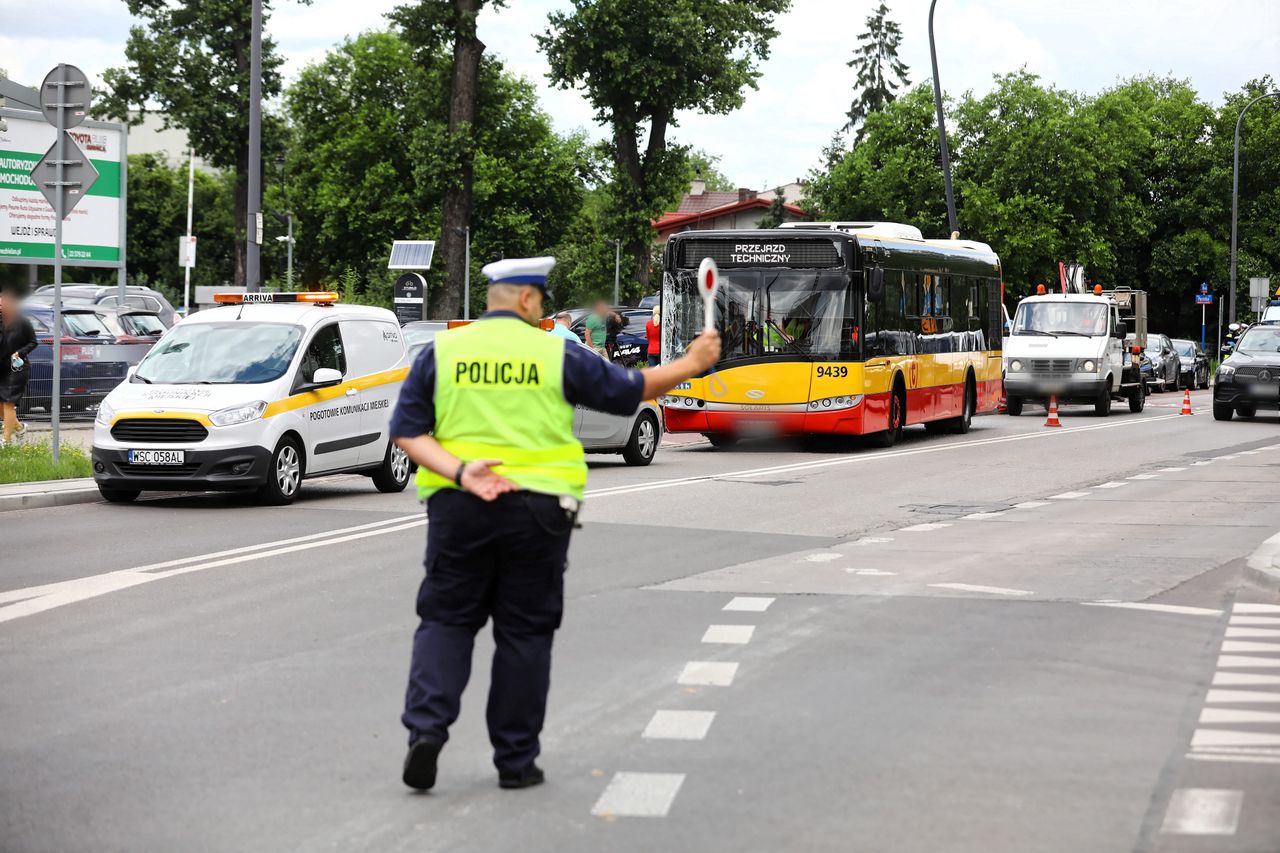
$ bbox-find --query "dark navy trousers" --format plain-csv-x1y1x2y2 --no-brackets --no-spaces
402,488,574,774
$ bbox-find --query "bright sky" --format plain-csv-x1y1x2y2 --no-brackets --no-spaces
2,0,1276,189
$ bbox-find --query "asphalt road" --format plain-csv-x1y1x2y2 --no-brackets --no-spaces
2,387,1278,853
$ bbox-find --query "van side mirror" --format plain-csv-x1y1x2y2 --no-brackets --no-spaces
312,367,342,387
1112,323,1125,339
866,267,884,303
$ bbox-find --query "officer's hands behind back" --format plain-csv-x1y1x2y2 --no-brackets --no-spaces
461,459,519,501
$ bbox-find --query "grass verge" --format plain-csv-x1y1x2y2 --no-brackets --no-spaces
0,439,93,485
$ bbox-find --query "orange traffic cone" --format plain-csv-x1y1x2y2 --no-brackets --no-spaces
1180,387,1192,415
1044,395,1062,428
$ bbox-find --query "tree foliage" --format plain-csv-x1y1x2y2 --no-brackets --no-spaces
100,0,295,287
844,1,909,135
538,0,790,290
807,73,1280,334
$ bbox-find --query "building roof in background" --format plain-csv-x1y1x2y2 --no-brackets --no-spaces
654,196,809,235
673,191,744,214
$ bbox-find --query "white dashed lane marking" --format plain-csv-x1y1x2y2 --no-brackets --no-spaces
1205,689,1280,704
1199,708,1280,725
1049,491,1089,499
928,583,1033,597
1220,641,1280,653
1217,655,1280,669
1235,604,1280,614
1160,788,1243,836
642,710,716,741
1231,616,1280,626
1213,672,1280,686
677,661,738,686
1012,500,1050,509
1159,466,1188,472
722,596,774,613
1128,473,1160,480
1225,627,1280,638
1083,602,1220,616
701,625,755,645
962,511,1009,520
898,522,951,532
592,772,686,818
1092,481,1127,489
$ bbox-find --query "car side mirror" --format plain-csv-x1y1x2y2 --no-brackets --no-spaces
866,266,884,303
312,367,342,387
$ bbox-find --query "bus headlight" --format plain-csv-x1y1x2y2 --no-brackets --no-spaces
809,395,863,411
209,400,267,427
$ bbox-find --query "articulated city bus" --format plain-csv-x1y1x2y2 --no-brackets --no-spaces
659,224,1004,446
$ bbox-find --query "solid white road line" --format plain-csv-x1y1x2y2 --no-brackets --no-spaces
1220,640,1280,653
1092,481,1127,489
1083,602,1221,616
1199,707,1280,724
1226,627,1280,639
723,596,774,613
1191,730,1280,748
898,522,951,532
642,710,716,741
1013,500,1050,509
677,661,738,687
1213,672,1280,686
701,624,755,645
1159,788,1243,836
1235,603,1280,614
1205,689,1280,704
1050,491,1089,499
591,772,686,818
1217,655,1280,669
928,583,1033,597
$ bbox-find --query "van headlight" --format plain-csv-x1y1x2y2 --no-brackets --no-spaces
209,400,267,427
1008,359,1023,372
1079,359,1096,373
95,401,115,427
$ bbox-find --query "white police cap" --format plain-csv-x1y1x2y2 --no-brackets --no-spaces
481,256,556,289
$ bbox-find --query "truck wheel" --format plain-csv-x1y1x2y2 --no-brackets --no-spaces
1095,386,1112,417
1128,379,1146,413
371,442,412,493
98,486,140,504
257,437,303,505
623,412,659,465
1213,401,1233,421
1006,396,1023,417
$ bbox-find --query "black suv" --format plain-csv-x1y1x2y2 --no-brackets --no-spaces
1213,325,1280,420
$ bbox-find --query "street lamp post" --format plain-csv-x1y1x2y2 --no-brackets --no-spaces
245,0,263,291
453,226,471,319
1228,91,1280,323
928,0,959,238
604,239,621,305
275,154,292,289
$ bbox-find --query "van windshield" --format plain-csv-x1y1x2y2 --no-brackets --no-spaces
135,322,302,384
1013,302,1108,337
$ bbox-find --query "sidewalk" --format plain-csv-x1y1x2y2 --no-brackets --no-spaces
20,422,94,453
1246,528,1280,593
0,476,99,513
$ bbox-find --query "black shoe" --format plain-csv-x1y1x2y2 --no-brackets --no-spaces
403,739,442,791
498,763,545,790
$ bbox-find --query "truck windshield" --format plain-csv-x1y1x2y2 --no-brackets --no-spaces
1013,302,1108,337
135,322,303,384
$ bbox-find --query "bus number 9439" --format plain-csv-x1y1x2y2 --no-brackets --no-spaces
816,365,848,378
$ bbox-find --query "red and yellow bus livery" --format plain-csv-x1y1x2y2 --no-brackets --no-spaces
658,224,1004,447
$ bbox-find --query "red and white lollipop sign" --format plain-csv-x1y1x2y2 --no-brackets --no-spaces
697,257,719,331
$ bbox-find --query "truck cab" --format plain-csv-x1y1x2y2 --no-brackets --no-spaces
1002,290,1146,416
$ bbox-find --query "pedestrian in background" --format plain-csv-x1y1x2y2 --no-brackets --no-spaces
0,283,36,446
584,300,609,357
605,308,623,360
548,311,579,343
390,256,720,792
646,305,661,367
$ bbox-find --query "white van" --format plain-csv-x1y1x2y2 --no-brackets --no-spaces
91,292,411,504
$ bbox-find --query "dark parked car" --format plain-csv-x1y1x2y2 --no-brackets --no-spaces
94,307,169,365
570,307,649,366
1170,338,1210,390
1213,325,1280,421
29,284,178,327
638,294,659,310
21,306,130,416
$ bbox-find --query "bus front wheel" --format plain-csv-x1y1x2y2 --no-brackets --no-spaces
870,386,905,448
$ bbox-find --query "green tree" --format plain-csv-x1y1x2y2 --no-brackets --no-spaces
286,31,589,313
100,0,294,288
391,0,506,319
845,1,910,135
538,0,790,291
756,187,788,229
684,149,735,193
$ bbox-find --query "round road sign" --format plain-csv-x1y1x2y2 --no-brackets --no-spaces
39,64,92,130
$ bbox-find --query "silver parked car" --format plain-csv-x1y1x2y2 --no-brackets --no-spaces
577,399,662,466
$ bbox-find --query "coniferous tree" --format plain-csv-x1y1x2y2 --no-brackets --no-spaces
844,2,910,136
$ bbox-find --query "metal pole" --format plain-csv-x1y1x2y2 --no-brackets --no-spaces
613,241,620,305
117,123,128,302
183,147,194,314
928,0,958,237
286,215,293,290
245,0,263,291
463,226,470,320
51,66,66,465
1201,302,1206,351
1228,91,1280,324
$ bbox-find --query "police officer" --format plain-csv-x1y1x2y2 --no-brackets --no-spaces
390,256,721,791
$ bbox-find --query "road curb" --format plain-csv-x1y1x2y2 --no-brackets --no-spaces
1244,529,1280,594
0,479,100,513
